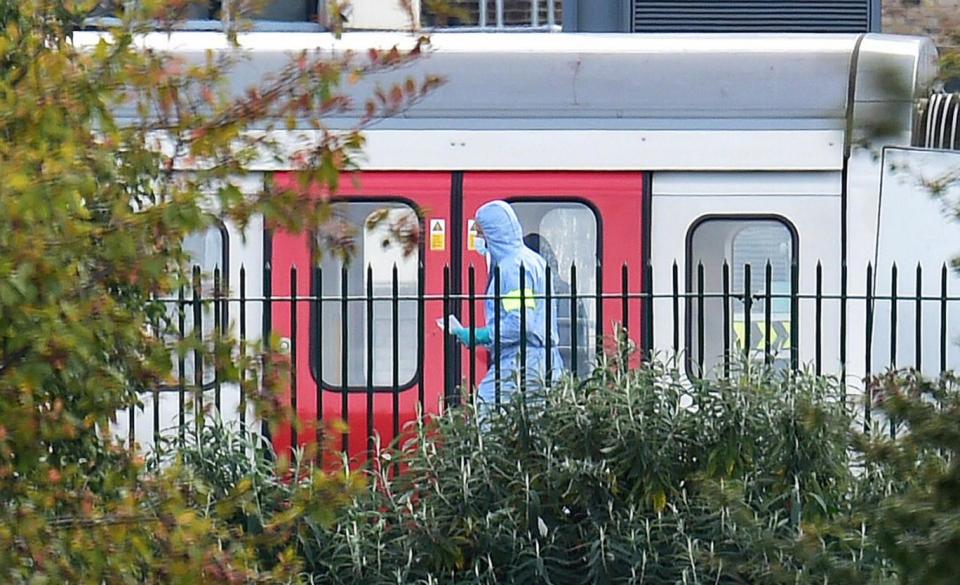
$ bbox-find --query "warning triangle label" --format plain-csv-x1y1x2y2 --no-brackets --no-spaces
429,219,446,251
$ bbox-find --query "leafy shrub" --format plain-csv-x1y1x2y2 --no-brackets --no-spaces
856,370,960,585
152,417,362,577
300,359,885,584
165,363,960,584
0,2,434,581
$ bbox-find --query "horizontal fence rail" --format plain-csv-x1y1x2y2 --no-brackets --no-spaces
117,260,960,460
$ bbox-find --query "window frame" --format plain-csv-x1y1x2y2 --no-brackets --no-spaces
185,219,230,285
309,196,424,394
504,195,604,275
504,196,604,370
683,213,799,377
180,217,231,332
154,218,230,392
82,1,322,32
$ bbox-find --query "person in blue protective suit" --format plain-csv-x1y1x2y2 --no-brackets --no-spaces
446,201,564,404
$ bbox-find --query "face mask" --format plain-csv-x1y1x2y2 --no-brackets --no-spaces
474,236,487,257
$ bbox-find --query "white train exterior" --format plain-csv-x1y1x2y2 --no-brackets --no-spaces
78,31,960,452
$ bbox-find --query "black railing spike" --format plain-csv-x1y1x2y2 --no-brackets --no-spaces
865,262,874,433
239,257,247,425
570,263,578,379
151,292,160,447
743,263,751,362
314,265,322,445
764,261,772,365
468,264,477,395
178,285,186,445
192,266,203,436
840,262,848,404
815,261,823,376
672,261,679,354
340,264,349,454
697,261,705,376
644,261,653,360
391,262,400,458
890,262,898,439
915,262,922,372
790,257,799,372
262,258,273,443
239,264,247,433
545,263,553,383
621,263,629,343
890,263,898,370
213,266,222,412
290,264,298,450
941,263,948,375
365,263,374,461
519,263,527,395
494,265,502,404
416,258,425,411
722,260,730,378
443,265,452,407
595,261,603,361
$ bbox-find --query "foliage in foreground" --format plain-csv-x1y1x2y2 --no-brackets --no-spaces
860,370,960,585
167,360,960,584
296,360,886,584
0,1,434,581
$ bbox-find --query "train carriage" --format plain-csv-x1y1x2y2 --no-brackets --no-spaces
85,31,960,459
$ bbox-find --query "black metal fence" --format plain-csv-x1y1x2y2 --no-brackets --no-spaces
121,260,960,455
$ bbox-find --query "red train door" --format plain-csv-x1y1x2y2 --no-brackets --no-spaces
457,172,647,398
269,172,452,461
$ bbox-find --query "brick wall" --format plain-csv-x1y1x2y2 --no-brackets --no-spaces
883,0,960,46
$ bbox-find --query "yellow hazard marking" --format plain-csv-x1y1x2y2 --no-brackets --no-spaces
502,288,537,312
430,218,446,251
733,319,792,352
467,219,477,251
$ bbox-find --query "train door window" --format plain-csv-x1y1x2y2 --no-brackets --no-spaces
688,217,795,375
172,223,228,387
183,224,228,278
314,202,420,389
510,201,599,376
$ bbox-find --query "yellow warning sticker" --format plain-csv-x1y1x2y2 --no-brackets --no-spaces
430,219,446,251
467,219,477,250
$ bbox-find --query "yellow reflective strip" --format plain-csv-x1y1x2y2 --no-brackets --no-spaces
733,319,791,351
502,288,536,312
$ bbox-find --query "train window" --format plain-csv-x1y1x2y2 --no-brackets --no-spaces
85,1,317,26
183,223,228,279
314,202,420,389
170,223,228,388
510,201,598,376
687,217,795,376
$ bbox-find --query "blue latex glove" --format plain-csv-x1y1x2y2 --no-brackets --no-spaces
453,324,493,347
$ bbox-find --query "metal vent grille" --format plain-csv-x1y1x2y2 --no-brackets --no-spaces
632,1,870,32
916,93,960,150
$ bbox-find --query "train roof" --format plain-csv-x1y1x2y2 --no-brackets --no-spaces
75,31,937,132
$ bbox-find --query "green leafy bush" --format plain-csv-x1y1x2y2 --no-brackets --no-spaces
0,2,434,580
152,418,363,578
299,359,885,584
856,370,960,585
